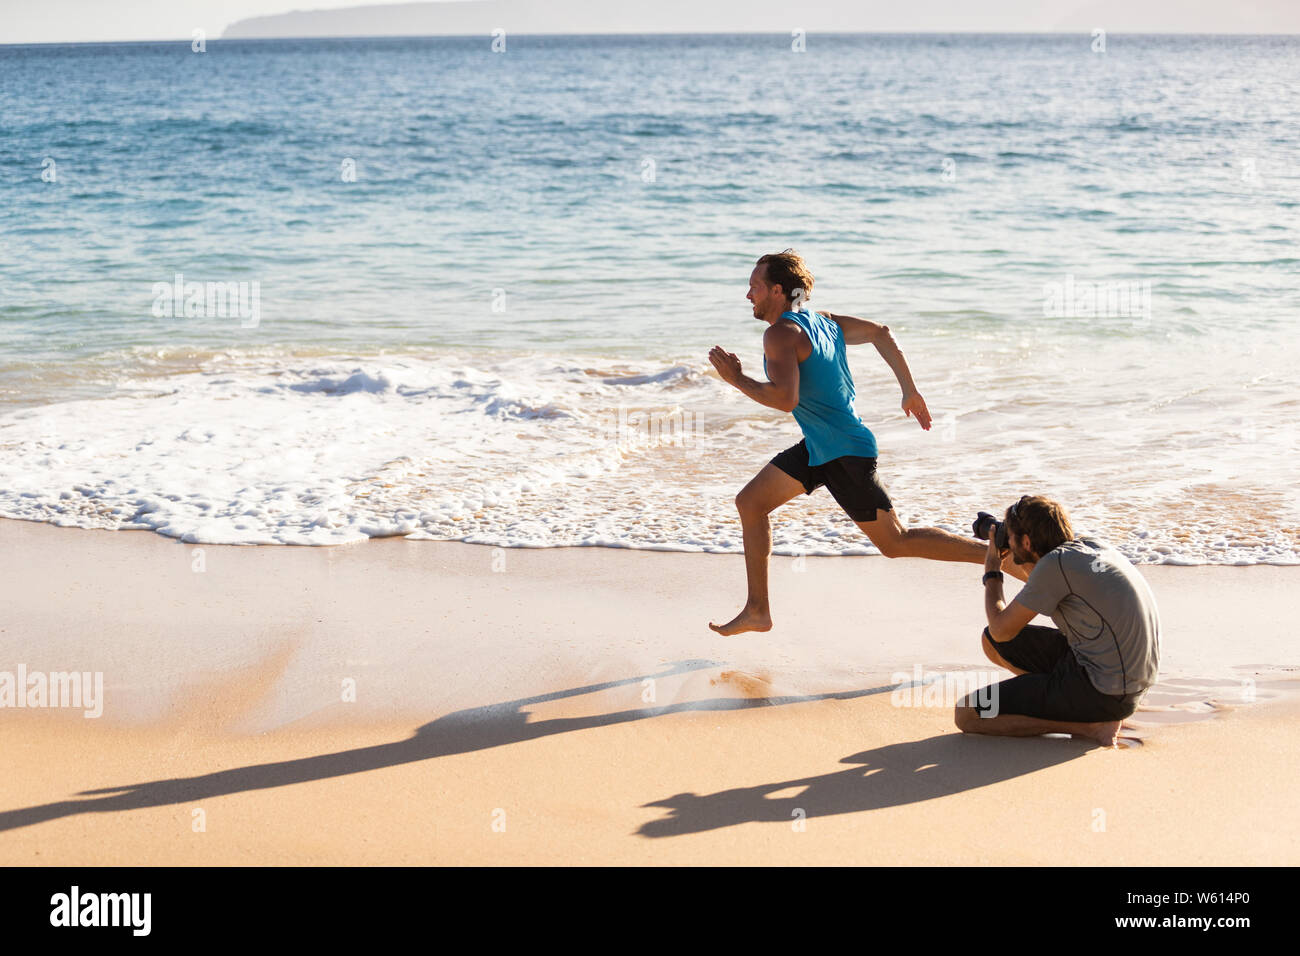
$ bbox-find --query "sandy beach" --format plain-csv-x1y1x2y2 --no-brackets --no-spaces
1,517,1296,865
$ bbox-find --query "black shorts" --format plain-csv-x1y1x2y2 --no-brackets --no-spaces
769,439,893,522
963,624,1141,723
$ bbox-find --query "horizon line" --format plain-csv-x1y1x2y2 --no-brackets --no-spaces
4,30,1300,48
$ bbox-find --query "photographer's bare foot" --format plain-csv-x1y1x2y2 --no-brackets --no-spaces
710,606,772,635
1073,719,1123,748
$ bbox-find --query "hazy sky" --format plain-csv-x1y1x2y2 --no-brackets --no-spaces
3,0,1299,45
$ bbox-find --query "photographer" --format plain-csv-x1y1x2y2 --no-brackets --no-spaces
954,495,1161,748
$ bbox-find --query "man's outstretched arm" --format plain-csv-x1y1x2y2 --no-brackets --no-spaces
708,323,801,413
824,312,931,430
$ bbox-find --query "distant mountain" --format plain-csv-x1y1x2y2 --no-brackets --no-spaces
221,1,847,39
220,0,1300,40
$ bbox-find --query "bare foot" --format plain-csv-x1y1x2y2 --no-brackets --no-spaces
709,606,772,636
1087,720,1122,748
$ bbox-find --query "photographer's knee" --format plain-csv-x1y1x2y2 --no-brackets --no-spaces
980,631,999,664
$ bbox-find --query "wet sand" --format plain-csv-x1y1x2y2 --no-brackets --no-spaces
1,518,1296,864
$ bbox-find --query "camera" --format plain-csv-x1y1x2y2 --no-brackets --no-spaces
972,511,1009,550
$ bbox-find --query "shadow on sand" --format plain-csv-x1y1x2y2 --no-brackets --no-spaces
638,731,1092,837
0,658,1091,836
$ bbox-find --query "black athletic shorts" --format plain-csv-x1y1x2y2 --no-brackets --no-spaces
769,439,893,522
963,624,1141,723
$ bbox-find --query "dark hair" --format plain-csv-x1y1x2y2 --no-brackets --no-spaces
1004,495,1074,557
755,249,815,304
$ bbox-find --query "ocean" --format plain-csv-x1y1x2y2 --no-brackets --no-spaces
1,33,1298,562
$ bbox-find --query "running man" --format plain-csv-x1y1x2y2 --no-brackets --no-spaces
708,249,1019,635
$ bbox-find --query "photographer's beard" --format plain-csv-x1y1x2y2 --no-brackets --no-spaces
1008,537,1038,566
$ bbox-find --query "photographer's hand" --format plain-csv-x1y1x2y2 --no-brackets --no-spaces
983,535,1038,641
984,536,1009,630
985,535,1005,573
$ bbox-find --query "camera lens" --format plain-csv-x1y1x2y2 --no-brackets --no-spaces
972,511,996,540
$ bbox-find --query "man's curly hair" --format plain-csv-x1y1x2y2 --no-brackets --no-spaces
756,248,815,305
1004,495,1075,556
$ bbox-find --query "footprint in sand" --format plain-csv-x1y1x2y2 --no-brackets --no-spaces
1129,697,1228,725
710,669,773,698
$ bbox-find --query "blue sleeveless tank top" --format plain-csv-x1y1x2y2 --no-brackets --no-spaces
763,308,878,465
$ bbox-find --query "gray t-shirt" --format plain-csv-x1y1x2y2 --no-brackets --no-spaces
1013,537,1161,696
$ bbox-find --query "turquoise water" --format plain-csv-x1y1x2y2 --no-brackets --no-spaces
1,34,1297,560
